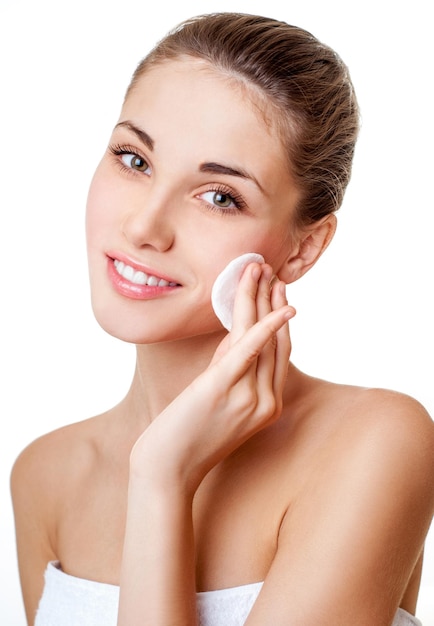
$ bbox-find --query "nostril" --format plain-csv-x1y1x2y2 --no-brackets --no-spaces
121,207,174,252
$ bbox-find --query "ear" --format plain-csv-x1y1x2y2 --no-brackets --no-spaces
277,214,337,284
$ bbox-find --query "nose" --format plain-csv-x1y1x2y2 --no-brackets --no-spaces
121,184,175,252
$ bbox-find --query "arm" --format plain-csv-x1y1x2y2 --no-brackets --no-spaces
11,437,58,626
245,391,434,625
117,263,294,625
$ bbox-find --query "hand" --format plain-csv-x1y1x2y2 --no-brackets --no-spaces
130,262,295,495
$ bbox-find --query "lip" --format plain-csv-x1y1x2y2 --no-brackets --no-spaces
106,253,181,300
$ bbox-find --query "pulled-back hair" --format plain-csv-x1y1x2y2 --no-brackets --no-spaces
126,12,360,225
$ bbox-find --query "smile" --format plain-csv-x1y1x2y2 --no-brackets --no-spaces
114,259,178,287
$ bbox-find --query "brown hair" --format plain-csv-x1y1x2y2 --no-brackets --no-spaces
126,12,360,225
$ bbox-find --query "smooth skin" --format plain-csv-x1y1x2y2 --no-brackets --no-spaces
11,58,434,626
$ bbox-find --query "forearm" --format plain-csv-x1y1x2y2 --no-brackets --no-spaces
117,477,198,626
116,270,292,625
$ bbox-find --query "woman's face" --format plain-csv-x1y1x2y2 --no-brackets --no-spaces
86,58,300,344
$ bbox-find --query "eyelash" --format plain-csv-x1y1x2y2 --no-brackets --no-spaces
108,143,247,214
109,143,150,175
199,185,247,215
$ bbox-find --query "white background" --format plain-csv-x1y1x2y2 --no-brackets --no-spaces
0,0,433,623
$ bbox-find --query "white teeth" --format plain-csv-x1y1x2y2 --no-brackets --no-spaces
133,271,148,285
114,259,175,287
123,265,134,281
147,275,159,286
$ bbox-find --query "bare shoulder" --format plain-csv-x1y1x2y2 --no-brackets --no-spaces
11,413,110,544
298,378,434,561
11,416,102,503
254,376,434,622
10,416,104,625
340,386,434,501
283,370,434,523
351,384,432,423
297,371,434,459
340,385,434,465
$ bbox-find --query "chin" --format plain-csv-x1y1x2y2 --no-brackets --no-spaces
92,309,166,345
91,302,218,346
89,276,224,344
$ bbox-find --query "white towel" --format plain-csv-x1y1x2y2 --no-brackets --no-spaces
35,562,423,626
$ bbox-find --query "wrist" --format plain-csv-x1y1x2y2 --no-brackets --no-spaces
128,456,197,506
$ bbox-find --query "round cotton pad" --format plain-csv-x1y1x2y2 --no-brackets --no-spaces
211,253,265,331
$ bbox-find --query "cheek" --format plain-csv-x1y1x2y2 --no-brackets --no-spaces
199,219,290,268
85,166,119,246
190,228,288,306
241,226,293,272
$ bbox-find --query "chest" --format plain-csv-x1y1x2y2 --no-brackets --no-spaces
55,435,294,590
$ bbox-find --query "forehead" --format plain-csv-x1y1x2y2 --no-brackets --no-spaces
120,58,289,174
127,57,280,127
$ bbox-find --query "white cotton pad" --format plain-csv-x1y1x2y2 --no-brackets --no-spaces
211,253,265,331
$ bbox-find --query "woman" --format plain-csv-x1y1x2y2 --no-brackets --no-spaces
11,12,434,626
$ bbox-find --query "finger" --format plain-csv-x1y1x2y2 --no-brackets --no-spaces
212,305,295,390
209,267,275,366
254,265,279,392
230,262,262,343
255,281,293,417
271,281,294,398
255,264,273,321
230,264,275,416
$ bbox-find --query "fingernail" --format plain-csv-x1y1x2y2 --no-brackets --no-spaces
284,306,296,320
252,265,261,281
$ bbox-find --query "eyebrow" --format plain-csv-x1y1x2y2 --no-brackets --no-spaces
114,121,263,192
114,121,154,151
199,162,263,192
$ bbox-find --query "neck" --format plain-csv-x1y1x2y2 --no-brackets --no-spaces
121,330,227,428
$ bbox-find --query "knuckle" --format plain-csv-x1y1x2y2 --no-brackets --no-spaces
268,333,278,350
260,394,277,419
237,392,258,417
